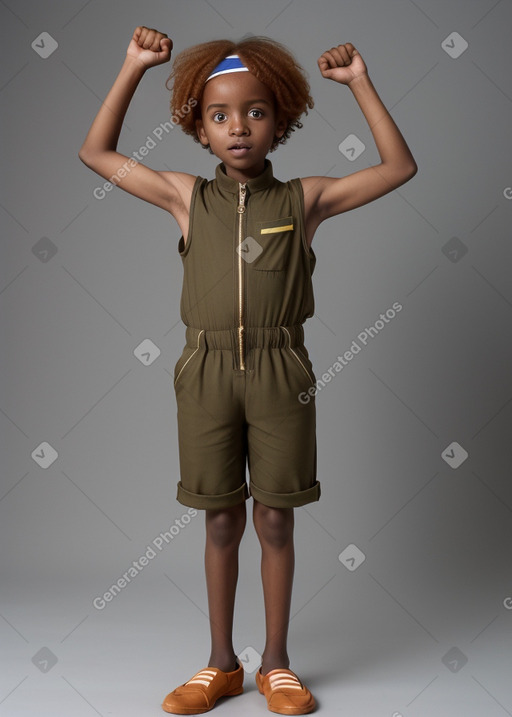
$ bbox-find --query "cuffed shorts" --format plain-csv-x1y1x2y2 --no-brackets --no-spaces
173,324,320,510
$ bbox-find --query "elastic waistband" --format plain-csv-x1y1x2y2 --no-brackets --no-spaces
184,324,305,350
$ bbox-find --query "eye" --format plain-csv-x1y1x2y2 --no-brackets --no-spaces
212,112,227,123
249,109,264,119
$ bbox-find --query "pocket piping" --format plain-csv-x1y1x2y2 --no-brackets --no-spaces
174,329,204,387
281,327,315,385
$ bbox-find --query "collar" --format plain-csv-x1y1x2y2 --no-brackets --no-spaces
214,158,275,195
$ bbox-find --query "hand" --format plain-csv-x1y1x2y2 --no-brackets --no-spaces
317,43,367,85
126,26,172,69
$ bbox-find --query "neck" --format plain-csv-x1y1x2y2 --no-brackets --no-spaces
223,159,266,184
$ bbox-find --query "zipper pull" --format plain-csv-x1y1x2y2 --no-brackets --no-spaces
238,183,247,213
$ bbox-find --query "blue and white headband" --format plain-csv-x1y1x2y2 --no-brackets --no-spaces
205,54,249,83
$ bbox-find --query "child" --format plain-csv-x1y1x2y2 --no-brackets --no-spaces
79,25,417,715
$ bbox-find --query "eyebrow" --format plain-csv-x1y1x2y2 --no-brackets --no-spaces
205,99,272,112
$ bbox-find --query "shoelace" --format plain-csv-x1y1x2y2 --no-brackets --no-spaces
185,669,217,688
268,671,303,691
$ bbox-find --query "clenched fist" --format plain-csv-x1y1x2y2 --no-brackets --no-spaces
317,43,367,85
126,26,172,69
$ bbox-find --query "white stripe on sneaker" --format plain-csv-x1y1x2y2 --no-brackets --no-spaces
185,669,216,686
268,671,303,690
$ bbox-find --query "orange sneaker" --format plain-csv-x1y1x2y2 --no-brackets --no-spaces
161,659,244,714
256,667,316,715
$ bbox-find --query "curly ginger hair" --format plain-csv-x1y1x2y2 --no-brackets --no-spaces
165,36,314,152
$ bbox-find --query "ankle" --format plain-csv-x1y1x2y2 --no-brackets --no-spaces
208,652,238,672
260,653,290,675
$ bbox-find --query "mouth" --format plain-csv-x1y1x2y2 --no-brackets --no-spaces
228,143,252,155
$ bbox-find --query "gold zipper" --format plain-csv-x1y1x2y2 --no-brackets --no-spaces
237,183,247,370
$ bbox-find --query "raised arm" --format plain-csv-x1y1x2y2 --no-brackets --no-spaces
302,43,418,241
78,26,196,216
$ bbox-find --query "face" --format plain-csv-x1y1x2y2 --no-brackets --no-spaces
196,71,287,181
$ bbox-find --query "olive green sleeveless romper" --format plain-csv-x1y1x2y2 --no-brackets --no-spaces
173,159,321,509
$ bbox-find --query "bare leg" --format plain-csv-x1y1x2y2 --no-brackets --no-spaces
253,499,295,675
205,502,247,672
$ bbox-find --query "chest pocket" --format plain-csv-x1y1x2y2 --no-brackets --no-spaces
251,216,294,271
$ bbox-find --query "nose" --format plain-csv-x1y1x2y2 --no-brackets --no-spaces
229,113,249,135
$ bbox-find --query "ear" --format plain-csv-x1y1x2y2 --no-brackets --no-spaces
274,114,287,140
195,118,209,146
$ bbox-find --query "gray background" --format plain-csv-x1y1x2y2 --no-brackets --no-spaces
1,0,512,715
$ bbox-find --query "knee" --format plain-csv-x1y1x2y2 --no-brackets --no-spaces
253,502,294,549
206,503,246,548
